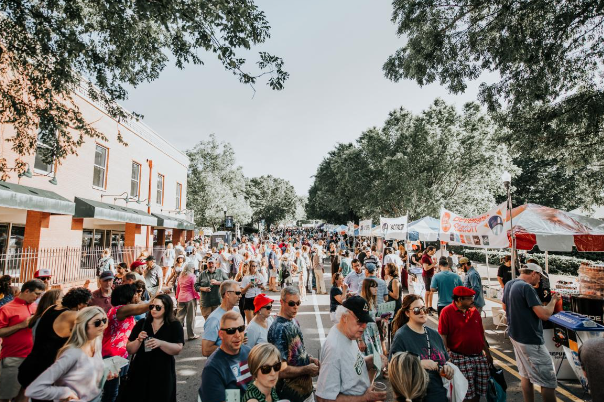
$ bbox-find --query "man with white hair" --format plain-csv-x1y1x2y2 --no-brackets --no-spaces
316,296,387,402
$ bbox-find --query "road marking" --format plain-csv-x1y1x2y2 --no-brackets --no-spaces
311,289,326,347
427,315,580,402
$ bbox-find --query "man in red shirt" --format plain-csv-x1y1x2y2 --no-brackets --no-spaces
439,286,493,402
421,246,437,314
0,279,46,402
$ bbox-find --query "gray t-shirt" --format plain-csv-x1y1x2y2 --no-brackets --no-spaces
502,279,543,345
245,316,274,347
316,326,370,400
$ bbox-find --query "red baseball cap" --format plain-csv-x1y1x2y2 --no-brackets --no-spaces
130,260,145,270
34,269,52,278
453,286,476,297
253,293,274,313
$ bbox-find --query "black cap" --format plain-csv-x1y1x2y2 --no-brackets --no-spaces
99,271,115,281
342,296,374,323
145,255,156,262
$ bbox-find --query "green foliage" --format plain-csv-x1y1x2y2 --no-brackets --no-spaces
460,248,603,276
186,135,252,229
307,99,516,223
245,175,299,228
384,0,604,207
0,0,288,179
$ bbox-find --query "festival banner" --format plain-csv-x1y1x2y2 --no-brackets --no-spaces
359,219,372,236
440,203,509,249
347,222,355,236
380,216,409,240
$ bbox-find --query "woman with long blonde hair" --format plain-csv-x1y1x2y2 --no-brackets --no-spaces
389,351,429,402
25,306,113,402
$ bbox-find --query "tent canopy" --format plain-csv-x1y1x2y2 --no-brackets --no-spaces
510,204,604,252
408,217,439,241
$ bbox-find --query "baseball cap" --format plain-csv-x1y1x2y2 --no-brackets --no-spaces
207,257,216,263
99,271,115,281
523,263,549,278
365,263,377,273
253,294,274,313
145,255,156,262
453,286,476,297
130,260,145,270
34,269,52,278
458,257,470,266
343,296,374,323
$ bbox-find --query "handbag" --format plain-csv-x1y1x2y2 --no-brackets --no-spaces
486,364,507,402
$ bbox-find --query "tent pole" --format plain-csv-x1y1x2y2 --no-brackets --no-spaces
545,251,549,273
485,248,491,286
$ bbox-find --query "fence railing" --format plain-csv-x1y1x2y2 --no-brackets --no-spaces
0,246,166,286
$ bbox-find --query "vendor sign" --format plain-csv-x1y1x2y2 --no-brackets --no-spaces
380,216,408,240
440,202,508,248
359,219,372,236
347,221,355,236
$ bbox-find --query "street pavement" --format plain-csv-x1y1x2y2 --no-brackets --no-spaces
175,263,589,402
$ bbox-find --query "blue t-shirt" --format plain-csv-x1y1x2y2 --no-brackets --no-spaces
502,279,544,345
390,325,449,402
199,345,252,402
203,306,241,347
463,267,485,308
431,271,463,307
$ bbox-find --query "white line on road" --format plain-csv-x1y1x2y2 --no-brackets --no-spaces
311,289,326,347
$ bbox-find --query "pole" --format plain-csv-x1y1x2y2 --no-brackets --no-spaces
506,182,517,280
485,248,491,286
545,251,549,273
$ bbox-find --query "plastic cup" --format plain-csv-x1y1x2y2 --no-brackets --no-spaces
144,337,153,352
373,381,387,392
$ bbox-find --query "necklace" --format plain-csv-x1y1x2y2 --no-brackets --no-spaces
152,319,164,334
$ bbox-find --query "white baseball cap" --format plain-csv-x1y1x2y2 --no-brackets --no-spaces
524,263,549,278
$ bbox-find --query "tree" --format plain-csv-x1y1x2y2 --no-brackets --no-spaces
245,175,298,228
383,0,604,207
186,135,252,230
307,99,517,222
0,0,288,179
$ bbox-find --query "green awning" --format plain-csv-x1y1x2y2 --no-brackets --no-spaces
152,213,195,230
0,181,75,215
74,197,157,226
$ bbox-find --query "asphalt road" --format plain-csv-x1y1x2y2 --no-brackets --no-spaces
175,264,590,402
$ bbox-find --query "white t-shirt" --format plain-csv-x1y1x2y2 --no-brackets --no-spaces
316,326,370,399
241,273,265,299
383,253,402,268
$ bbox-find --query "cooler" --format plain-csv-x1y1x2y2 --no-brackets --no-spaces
549,311,604,393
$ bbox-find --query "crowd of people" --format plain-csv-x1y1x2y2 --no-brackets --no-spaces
0,229,602,402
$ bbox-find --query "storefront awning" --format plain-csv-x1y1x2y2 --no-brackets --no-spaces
152,213,195,230
74,197,157,226
0,181,75,215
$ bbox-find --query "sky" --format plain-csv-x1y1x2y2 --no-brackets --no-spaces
122,1,484,196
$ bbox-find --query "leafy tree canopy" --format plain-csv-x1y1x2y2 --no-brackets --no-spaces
383,0,604,206
186,135,252,229
0,0,287,179
246,175,298,228
307,99,517,223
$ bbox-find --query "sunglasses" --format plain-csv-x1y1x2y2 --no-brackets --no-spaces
258,361,283,375
136,289,144,293
149,304,163,311
92,318,108,327
285,300,301,307
410,307,428,315
227,291,242,296
221,325,246,335
263,304,273,310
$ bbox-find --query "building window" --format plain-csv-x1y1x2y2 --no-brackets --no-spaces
176,182,182,210
130,162,141,198
156,174,164,205
93,144,108,188
33,133,54,174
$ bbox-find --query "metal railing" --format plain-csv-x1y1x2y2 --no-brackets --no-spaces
0,246,166,285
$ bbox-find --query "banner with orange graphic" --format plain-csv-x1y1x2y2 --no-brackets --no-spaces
439,202,509,248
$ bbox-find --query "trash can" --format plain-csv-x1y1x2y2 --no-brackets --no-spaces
549,311,604,393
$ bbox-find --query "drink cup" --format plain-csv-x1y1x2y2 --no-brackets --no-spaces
144,337,153,352
373,381,387,392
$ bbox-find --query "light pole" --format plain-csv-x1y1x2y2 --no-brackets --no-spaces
223,207,227,229
501,171,517,279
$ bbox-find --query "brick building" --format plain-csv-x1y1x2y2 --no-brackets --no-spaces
0,82,194,283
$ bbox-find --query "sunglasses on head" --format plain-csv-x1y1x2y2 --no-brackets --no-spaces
92,317,108,327
149,304,163,311
258,361,283,375
410,306,428,315
220,325,245,335
285,300,301,307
